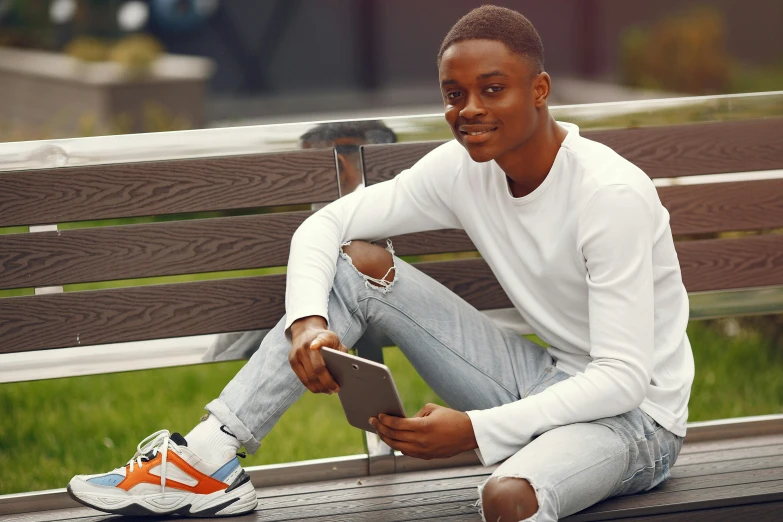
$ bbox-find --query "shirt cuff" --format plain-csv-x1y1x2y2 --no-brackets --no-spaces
283,306,329,338
466,408,513,466
466,400,539,466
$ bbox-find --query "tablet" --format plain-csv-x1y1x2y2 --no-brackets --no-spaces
321,347,406,433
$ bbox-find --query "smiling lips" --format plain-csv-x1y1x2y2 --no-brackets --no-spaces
459,124,499,144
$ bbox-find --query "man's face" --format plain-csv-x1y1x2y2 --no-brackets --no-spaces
439,39,540,163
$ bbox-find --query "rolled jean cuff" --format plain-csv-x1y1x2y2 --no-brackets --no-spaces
206,398,262,454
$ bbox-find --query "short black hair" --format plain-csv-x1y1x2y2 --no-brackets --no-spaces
438,5,544,74
300,120,397,148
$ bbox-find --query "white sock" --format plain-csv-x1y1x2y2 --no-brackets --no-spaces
185,414,242,465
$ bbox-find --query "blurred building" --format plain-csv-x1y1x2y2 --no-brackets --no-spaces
146,0,782,122
0,0,781,134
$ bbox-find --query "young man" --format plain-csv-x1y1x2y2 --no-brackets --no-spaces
68,5,694,521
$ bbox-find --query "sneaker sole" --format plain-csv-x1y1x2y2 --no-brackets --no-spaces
66,474,258,517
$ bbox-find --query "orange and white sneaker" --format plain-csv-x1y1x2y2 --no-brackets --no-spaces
67,430,257,517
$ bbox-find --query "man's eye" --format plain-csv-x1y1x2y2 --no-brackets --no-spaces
446,91,462,100
486,86,504,93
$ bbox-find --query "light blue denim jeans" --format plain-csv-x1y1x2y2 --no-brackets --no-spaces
206,248,683,522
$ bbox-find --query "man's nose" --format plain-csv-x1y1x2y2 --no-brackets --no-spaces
459,93,487,119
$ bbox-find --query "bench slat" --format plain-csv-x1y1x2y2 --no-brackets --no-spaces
0,149,338,227
0,275,287,354
678,234,783,292
362,118,783,184
588,118,783,179
571,480,783,521
2,234,781,352
661,178,783,235
0,212,309,290
585,502,783,522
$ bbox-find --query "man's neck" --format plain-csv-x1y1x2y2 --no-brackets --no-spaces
497,115,567,198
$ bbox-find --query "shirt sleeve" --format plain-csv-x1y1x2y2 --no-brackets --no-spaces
466,184,655,466
284,141,464,333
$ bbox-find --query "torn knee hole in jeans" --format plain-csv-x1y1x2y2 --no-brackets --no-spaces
340,239,398,293
476,475,542,522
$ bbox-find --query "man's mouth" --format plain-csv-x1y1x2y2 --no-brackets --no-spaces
458,125,498,144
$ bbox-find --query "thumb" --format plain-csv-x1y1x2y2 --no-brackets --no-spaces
310,331,340,350
415,403,439,418
309,332,331,350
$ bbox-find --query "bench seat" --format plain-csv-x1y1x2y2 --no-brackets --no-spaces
2,418,780,521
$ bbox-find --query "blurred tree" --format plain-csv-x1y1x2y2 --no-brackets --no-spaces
620,6,732,95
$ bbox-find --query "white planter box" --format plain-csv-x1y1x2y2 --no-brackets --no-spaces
0,47,215,138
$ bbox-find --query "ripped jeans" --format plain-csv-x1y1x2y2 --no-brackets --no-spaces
206,248,682,522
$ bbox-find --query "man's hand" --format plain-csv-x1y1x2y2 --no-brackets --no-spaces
370,403,478,460
288,316,348,394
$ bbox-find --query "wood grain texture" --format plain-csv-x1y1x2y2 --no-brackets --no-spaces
388,229,475,257
362,118,783,184
570,480,783,521
672,456,783,479
255,489,478,522
666,467,783,492
678,235,783,292
680,434,783,456
0,507,98,522
568,501,783,522
662,179,783,235
0,212,310,290
256,467,781,511
675,443,782,466
0,149,338,227
362,141,443,184
586,119,783,179
0,275,287,354
255,464,491,499
259,476,482,510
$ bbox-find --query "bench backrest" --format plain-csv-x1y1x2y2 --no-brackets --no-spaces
0,149,338,354
1,118,782,360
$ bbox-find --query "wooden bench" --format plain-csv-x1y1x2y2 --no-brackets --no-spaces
1,115,782,521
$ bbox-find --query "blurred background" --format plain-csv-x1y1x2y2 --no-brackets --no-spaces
0,0,782,496
0,0,781,140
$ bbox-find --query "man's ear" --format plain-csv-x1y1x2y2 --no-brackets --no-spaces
533,72,551,108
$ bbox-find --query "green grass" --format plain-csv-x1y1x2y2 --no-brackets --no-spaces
1,321,781,494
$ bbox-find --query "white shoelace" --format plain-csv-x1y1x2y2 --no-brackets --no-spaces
126,429,175,494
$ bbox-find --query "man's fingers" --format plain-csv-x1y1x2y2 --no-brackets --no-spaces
308,348,339,393
378,414,418,431
298,348,330,394
288,350,317,393
375,432,425,459
309,331,336,350
414,403,439,417
373,418,416,443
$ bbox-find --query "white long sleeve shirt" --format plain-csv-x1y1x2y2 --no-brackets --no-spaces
285,122,695,466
